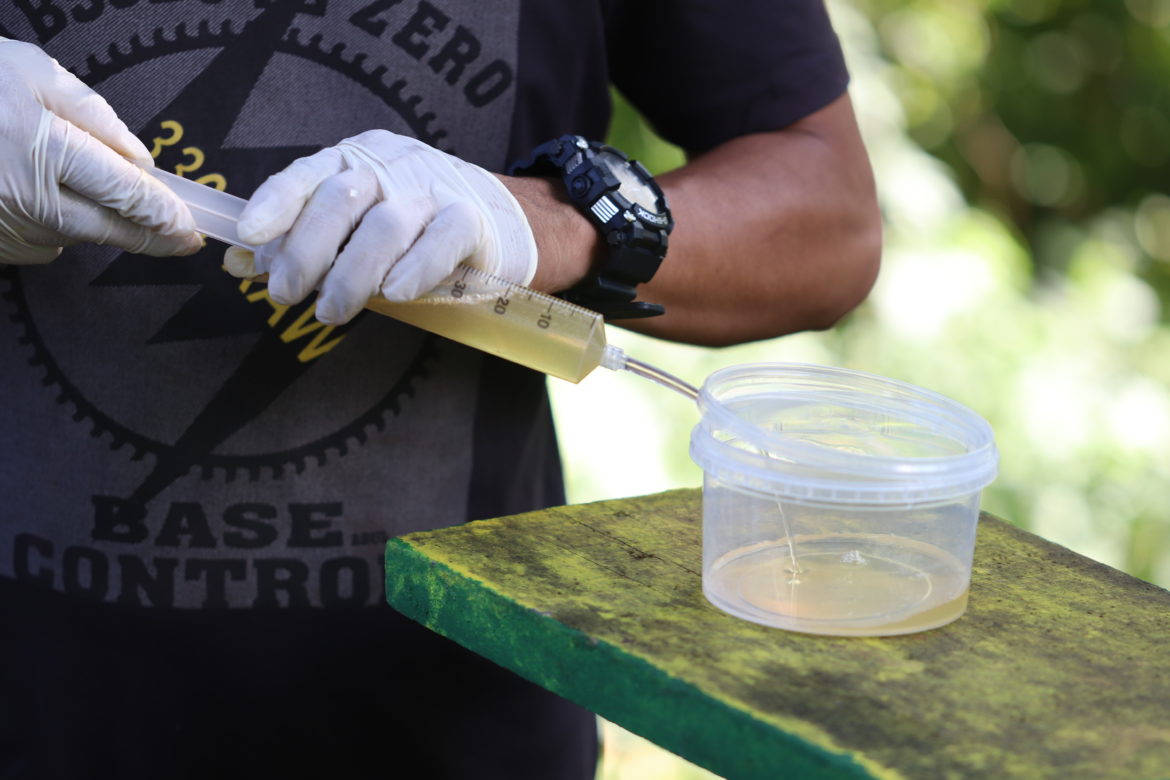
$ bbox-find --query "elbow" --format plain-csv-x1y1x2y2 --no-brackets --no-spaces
807,204,883,331
761,192,882,339
687,212,883,349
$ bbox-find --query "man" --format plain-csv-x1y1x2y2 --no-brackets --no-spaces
0,2,879,778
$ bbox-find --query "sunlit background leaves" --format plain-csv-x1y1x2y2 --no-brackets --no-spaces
554,2,1170,776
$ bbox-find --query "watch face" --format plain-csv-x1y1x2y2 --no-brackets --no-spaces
598,149,661,213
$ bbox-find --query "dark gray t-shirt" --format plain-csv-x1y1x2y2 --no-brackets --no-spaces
0,0,848,612
2,1,546,610
0,2,849,777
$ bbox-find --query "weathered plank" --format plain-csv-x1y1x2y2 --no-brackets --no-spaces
384,488,1170,779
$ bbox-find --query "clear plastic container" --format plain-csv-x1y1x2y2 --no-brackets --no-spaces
689,363,999,636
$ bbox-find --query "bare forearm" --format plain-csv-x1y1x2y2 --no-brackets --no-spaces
507,93,882,347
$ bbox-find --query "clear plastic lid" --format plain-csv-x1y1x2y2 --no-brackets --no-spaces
689,363,999,505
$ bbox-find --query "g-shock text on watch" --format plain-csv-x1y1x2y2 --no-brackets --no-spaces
508,135,673,320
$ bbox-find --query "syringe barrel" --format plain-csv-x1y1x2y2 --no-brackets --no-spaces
364,274,609,383
151,169,610,383
148,167,254,248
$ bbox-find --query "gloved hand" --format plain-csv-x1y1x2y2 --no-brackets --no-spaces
0,38,201,264
227,129,538,325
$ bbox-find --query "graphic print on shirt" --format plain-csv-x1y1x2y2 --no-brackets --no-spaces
0,1,520,608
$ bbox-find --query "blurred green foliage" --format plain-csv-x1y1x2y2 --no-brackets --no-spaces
841,0,1170,586
859,0,1170,305
573,5,1170,776
552,0,1170,591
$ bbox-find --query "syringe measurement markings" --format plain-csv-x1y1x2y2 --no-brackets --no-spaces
153,166,613,381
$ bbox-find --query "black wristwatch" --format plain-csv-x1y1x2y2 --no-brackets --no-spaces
508,135,673,320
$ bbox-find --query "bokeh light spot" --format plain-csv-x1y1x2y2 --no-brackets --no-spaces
1010,143,1084,207
1025,32,1089,94
1134,193,1170,261
1120,106,1170,167
1126,0,1170,27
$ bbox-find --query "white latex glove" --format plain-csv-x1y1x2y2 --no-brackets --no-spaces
227,129,538,325
0,38,201,264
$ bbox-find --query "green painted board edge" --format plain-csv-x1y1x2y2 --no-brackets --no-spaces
385,537,883,780
385,488,1170,779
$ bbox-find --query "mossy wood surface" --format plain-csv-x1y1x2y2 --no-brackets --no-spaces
384,488,1170,780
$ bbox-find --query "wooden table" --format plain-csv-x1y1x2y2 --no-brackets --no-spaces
384,488,1170,779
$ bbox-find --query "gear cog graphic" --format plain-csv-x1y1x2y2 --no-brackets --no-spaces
1,16,463,490
76,19,454,151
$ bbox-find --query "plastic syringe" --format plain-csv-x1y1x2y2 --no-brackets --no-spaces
150,167,697,395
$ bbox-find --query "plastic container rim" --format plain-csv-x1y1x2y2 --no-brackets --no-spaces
690,362,999,503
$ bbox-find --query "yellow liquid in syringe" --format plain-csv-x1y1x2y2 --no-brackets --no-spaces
150,170,617,385
364,282,609,383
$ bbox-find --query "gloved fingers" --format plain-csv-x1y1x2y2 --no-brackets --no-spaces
49,113,199,240
222,242,282,279
0,224,62,265
264,167,380,306
315,198,431,325
379,199,484,302
54,187,203,256
0,191,196,261
19,40,153,164
223,246,257,278
237,147,349,246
